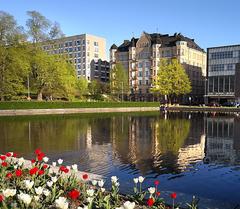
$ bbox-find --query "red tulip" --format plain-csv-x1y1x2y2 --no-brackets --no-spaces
37,152,45,161
35,148,42,155
6,172,12,179
0,155,6,161
156,191,161,196
170,192,177,199
5,152,12,157
154,180,160,186
147,198,155,206
15,169,22,177
68,189,80,200
29,167,38,175
82,174,88,180
59,166,69,173
43,164,48,169
38,170,45,175
1,162,8,167
0,194,4,202
31,159,36,164
13,153,17,157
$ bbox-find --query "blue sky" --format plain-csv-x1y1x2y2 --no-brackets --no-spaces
1,0,240,56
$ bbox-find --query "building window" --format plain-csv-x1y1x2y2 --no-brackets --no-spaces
138,71,142,77
94,53,99,58
210,64,224,72
82,40,85,45
76,40,81,45
210,51,233,59
94,41,98,46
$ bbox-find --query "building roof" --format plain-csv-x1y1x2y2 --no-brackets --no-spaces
110,44,118,50
113,32,205,52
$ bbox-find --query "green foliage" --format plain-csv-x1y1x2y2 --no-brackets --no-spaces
76,77,89,99
151,58,191,98
110,63,129,96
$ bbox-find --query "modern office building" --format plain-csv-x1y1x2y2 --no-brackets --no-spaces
110,32,206,102
90,59,110,82
206,45,240,104
42,34,106,81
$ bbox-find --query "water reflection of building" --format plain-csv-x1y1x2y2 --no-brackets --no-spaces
204,115,240,164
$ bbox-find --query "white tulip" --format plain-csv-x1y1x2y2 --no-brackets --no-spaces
115,182,120,187
3,189,16,197
55,196,69,209
66,166,71,171
43,157,49,163
98,179,104,187
57,159,63,165
138,176,145,183
71,164,78,171
133,178,139,184
111,176,118,184
43,189,50,197
92,180,97,186
49,168,54,174
24,180,34,190
77,206,88,209
52,162,57,167
86,189,94,197
35,187,43,195
18,193,32,205
101,188,105,193
148,187,156,194
51,176,58,183
123,201,136,209
18,157,25,166
87,197,94,203
47,181,53,187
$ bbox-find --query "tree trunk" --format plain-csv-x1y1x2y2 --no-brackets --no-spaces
37,90,43,101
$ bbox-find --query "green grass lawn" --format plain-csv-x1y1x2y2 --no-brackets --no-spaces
0,101,160,110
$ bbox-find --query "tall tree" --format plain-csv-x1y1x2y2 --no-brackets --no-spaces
76,77,89,99
151,58,191,103
110,63,129,99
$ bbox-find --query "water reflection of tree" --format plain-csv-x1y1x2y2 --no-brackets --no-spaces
111,115,191,175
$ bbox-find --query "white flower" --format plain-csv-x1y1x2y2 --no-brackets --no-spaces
77,206,88,209
86,189,94,197
55,196,69,209
43,189,50,197
148,187,156,194
24,180,34,190
34,195,40,201
18,193,32,205
123,201,136,209
3,189,16,197
35,187,44,195
57,159,63,165
133,178,139,184
43,157,49,163
17,157,25,166
14,165,18,169
101,188,105,193
87,197,94,203
111,176,118,184
98,179,104,187
49,168,54,174
47,181,53,187
115,182,120,187
52,162,57,167
71,164,78,171
66,166,71,170
92,180,97,186
51,176,58,183
138,176,145,183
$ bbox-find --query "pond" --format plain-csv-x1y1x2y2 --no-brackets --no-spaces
0,111,240,208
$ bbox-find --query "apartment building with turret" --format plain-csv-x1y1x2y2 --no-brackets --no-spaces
110,32,206,102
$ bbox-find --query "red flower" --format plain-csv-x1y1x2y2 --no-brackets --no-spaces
5,152,12,157
68,189,80,200
38,170,45,175
82,174,88,180
154,180,160,186
6,172,12,179
1,162,8,167
170,192,177,199
0,194,4,202
37,152,45,161
59,166,69,173
31,159,36,164
15,169,22,177
35,148,42,155
156,191,161,196
13,153,17,157
29,167,38,175
0,155,6,161
43,164,48,169
147,198,155,206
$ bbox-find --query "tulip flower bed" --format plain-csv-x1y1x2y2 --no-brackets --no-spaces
0,150,198,209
